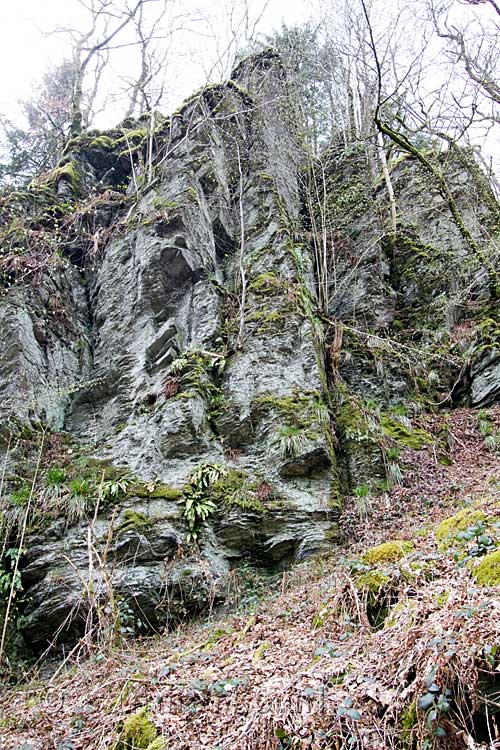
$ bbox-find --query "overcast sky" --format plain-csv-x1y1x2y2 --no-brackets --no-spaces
0,0,310,124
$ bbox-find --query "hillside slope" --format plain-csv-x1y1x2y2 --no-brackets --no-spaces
0,407,499,749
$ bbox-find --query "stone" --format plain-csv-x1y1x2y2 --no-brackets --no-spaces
470,349,500,406
0,51,497,655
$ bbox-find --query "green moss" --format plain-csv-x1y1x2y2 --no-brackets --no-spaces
127,482,182,500
256,391,328,435
328,486,342,510
246,308,285,331
89,135,115,149
435,591,450,606
400,700,418,748
438,454,453,466
225,493,265,512
248,272,286,295
115,129,148,146
115,706,163,750
335,389,375,445
117,510,153,534
252,641,271,661
257,392,314,414
363,540,413,565
47,160,81,192
0,717,18,728
475,316,500,356
69,457,128,484
257,390,336,472
146,739,167,750
384,601,409,628
168,350,223,414
355,569,391,595
208,468,265,512
470,550,500,586
208,468,247,499
10,485,31,506
203,626,233,650
380,416,433,449
435,508,485,544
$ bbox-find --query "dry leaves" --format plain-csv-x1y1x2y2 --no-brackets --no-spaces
1,406,500,749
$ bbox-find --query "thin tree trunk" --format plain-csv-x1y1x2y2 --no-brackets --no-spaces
377,129,397,237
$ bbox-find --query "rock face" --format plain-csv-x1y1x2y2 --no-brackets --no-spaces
471,349,500,406
0,53,498,653
0,53,338,650
317,145,499,484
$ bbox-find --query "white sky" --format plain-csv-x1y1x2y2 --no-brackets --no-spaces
0,0,310,125
1,0,499,176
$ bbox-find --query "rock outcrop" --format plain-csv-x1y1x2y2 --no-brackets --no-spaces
0,52,498,653
0,53,338,650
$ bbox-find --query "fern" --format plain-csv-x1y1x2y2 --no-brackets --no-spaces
99,478,129,502
179,463,228,541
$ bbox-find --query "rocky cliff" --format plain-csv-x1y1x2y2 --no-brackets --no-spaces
0,51,499,658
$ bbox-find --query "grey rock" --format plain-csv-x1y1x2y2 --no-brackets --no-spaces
0,54,338,650
471,349,500,406
1,53,497,654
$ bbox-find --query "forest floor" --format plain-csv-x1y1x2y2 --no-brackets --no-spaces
0,406,499,750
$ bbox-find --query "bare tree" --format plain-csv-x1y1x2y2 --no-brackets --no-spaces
357,0,500,297
122,0,174,117
53,0,163,136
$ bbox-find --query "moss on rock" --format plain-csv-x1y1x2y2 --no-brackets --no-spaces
363,540,414,565
475,316,500,356
380,416,433,450
146,739,167,750
115,706,165,750
117,510,153,534
248,272,286,295
335,390,374,445
89,135,115,149
355,569,391,594
384,601,411,628
470,549,500,586
256,391,321,424
127,482,182,500
69,457,129,484
400,700,417,749
208,468,266,512
435,507,485,544
41,160,81,193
